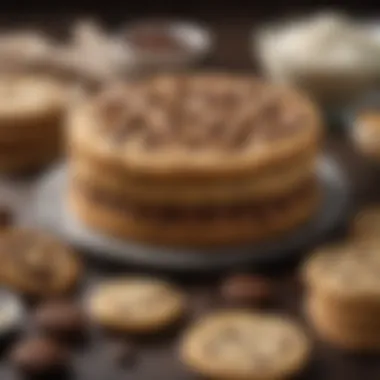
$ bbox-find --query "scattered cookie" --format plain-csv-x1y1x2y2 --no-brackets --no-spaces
220,273,274,307
9,335,68,374
87,277,186,333
180,311,310,380
0,229,81,297
34,299,85,336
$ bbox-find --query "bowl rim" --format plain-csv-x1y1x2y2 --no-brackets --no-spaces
117,18,214,61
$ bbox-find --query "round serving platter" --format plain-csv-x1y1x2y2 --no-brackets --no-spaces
31,155,350,272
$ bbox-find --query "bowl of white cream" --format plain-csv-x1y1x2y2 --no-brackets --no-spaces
254,12,380,107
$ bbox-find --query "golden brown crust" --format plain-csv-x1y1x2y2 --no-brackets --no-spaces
69,183,319,246
67,73,322,180
306,292,380,330
0,145,62,173
306,294,380,351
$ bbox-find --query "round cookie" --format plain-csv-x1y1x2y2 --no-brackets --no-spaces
87,278,186,333
69,181,319,246
180,311,310,380
0,229,81,297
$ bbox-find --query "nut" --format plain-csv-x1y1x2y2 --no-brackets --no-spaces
34,300,85,336
10,336,67,374
220,273,274,307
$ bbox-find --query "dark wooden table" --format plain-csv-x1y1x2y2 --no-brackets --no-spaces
0,18,379,380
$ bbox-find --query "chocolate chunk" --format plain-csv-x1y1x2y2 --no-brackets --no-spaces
110,340,137,367
9,336,68,374
0,207,12,230
34,300,85,336
220,274,274,307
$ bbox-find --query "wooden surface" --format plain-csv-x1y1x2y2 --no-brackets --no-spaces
0,19,379,380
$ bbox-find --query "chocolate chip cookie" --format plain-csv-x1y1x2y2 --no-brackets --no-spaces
180,311,310,380
0,229,81,297
68,73,322,246
87,277,186,333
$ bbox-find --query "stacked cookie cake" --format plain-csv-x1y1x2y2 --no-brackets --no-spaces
0,74,68,173
68,73,322,246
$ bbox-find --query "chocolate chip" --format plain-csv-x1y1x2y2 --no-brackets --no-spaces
220,274,274,307
34,300,85,337
9,336,68,374
0,207,12,230
110,340,137,367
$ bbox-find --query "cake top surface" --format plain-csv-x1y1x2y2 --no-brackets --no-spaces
71,73,321,175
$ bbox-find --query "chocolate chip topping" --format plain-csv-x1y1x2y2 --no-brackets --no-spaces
0,207,13,230
95,75,309,152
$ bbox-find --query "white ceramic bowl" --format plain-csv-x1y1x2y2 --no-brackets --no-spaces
253,15,380,107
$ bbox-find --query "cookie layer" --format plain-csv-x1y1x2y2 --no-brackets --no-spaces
180,311,310,380
69,182,319,246
69,154,317,204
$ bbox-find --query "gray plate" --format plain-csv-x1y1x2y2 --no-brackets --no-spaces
31,156,350,272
